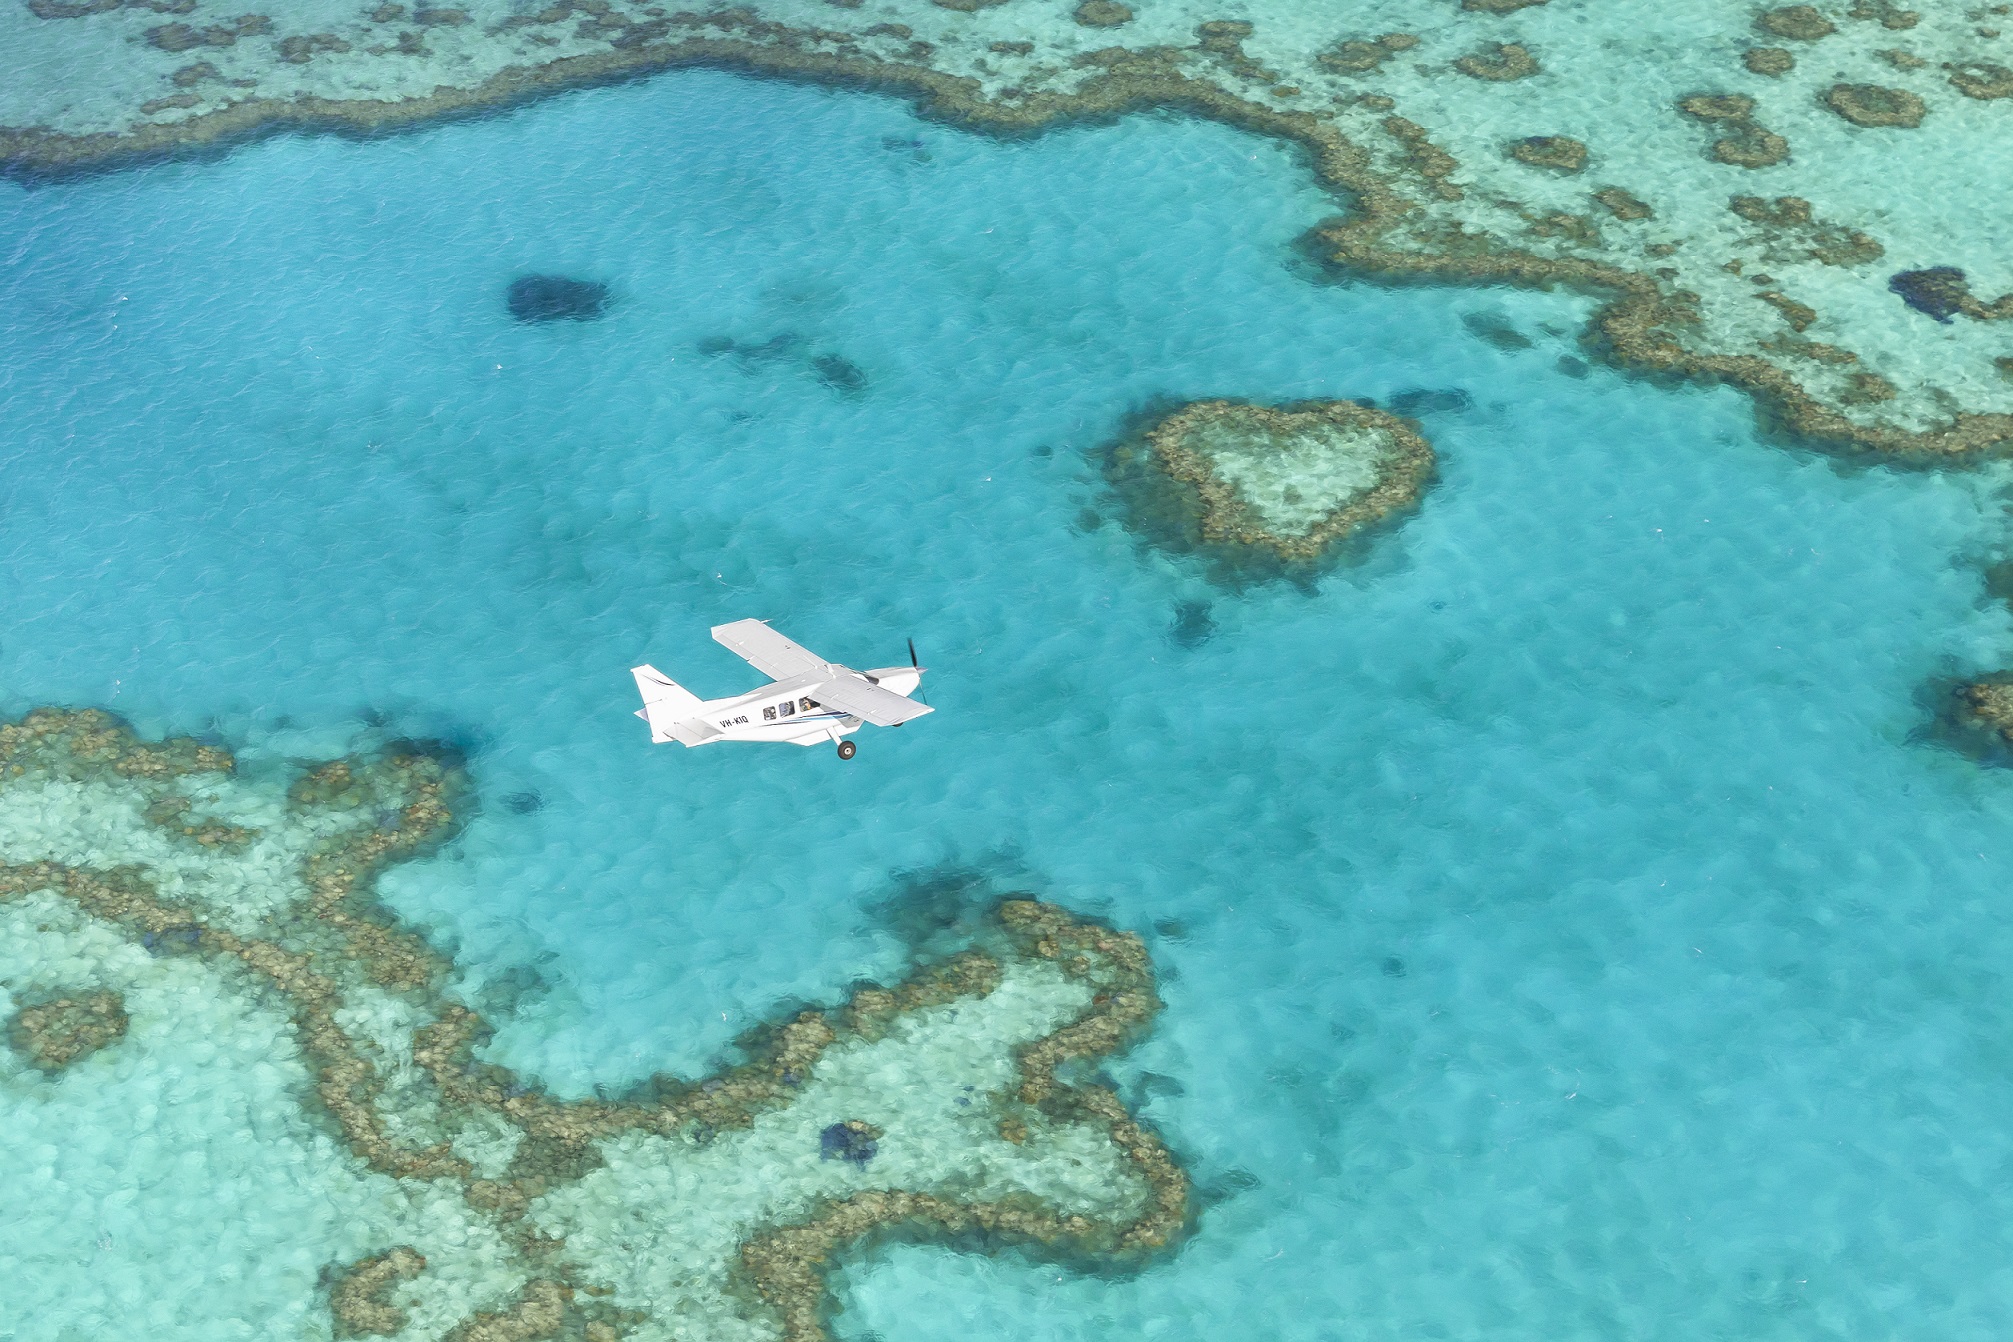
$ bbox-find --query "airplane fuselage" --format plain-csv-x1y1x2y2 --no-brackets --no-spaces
633,622,929,757
694,666,921,747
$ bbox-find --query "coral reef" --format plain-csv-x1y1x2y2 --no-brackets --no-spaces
1948,61,2013,99
330,1247,429,1337
1822,82,1927,127
1072,0,1130,28
6,989,128,1071
2,0,2011,457
1745,47,1796,76
1138,398,1436,561
1960,682,2013,743
0,709,1188,1341
1889,268,2013,324
1678,92,1791,168
1508,135,1586,173
1455,42,1539,81
1757,5,1836,41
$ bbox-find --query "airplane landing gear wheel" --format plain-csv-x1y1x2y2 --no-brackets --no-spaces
837,740,857,760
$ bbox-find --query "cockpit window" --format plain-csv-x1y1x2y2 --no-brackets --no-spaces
800,697,817,712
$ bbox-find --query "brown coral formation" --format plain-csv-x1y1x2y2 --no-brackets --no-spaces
1744,46,1796,75
1382,116,1463,200
1680,92,1755,120
1594,187,1653,220
1455,42,1539,80
1849,0,1919,28
0,707,1187,1342
1946,60,2013,99
1757,5,1836,40
1822,82,1926,126
742,900,1186,1342
144,13,266,50
7,989,128,1071
1727,194,1882,266
440,1280,570,1342
1962,683,2013,741
1317,32,1415,74
1509,135,1585,172
1139,399,1436,561
329,1247,427,1337
1756,289,1817,331
1678,92,1791,167
1072,0,1130,26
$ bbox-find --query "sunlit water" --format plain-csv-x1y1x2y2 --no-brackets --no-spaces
5,67,2013,1341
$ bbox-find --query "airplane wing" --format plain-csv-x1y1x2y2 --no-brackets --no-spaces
712,619,826,680
809,674,935,727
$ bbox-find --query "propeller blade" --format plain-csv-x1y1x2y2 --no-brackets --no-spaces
908,637,929,705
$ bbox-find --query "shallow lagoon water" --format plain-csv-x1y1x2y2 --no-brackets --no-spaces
6,67,2013,1341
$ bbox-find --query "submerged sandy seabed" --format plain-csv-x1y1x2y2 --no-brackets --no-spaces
3,0,2011,455
0,710,1185,1342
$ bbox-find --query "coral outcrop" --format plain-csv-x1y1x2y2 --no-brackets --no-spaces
1136,399,1435,561
6,989,128,1071
3,1,2011,452
0,709,1188,1341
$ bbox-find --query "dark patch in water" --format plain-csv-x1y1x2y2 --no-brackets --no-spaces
1556,354,1591,378
1170,599,1214,649
1460,311,1533,351
879,134,933,163
863,859,1023,959
1888,267,1967,323
700,334,866,394
502,790,542,815
1129,1072,1187,1108
820,1121,878,1166
1197,1167,1261,1208
1380,956,1407,978
697,332,803,363
506,274,609,323
1386,388,1472,417
1152,917,1188,941
476,961,551,1017
811,353,867,394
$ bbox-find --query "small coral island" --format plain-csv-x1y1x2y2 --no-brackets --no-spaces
0,709,1187,1341
1144,398,1435,561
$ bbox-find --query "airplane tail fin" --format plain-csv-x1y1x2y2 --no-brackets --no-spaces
631,665,719,746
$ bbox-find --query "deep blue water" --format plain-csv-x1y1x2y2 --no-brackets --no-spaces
6,67,2013,1341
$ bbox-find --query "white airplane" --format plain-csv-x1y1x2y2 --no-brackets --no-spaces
631,619,931,760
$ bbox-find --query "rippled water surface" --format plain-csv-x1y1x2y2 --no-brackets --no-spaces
6,68,2013,1341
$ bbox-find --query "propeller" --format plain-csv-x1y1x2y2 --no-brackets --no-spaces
908,637,930,706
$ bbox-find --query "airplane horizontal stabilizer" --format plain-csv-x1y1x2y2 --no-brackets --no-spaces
631,665,720,747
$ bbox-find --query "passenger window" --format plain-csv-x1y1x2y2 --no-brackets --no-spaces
779,700,795,717
763,706,777,721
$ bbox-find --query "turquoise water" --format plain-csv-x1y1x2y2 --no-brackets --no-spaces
6,67,2013,1340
